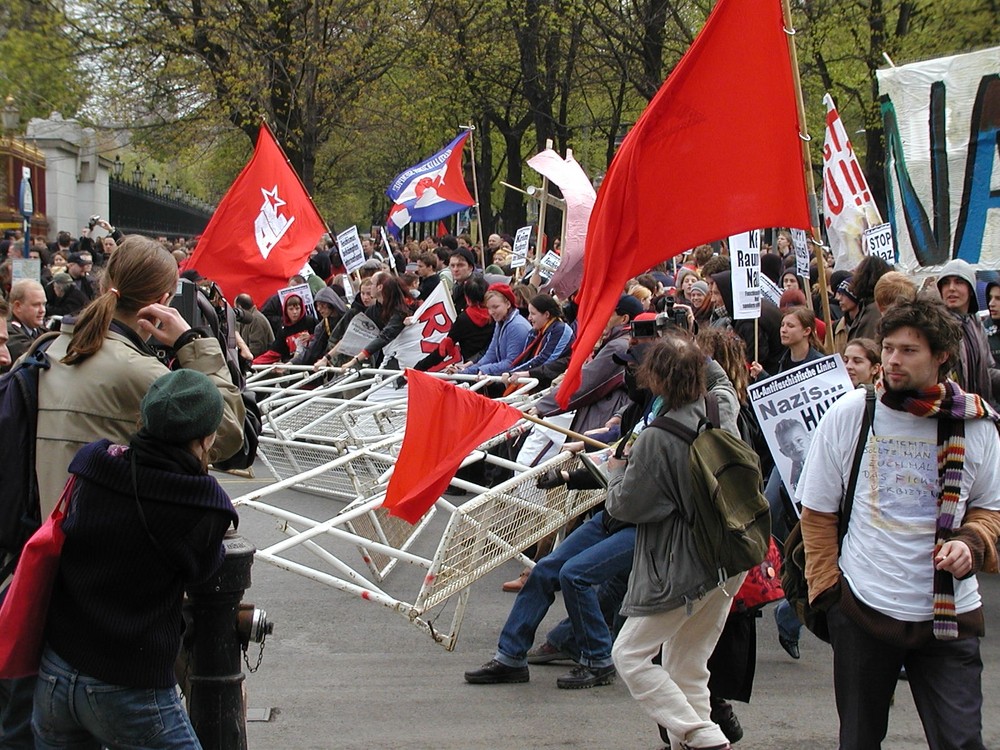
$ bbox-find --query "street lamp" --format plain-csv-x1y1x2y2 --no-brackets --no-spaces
113,155,124,179
149,173,158,191
174,185,183,200
133,163,143,184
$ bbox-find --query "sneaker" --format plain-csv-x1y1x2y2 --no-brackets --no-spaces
464,659,529,684
556,664,616,689
527,641,573,664
710,697,744,743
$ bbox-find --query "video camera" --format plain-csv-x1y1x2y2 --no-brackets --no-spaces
630,297,690,339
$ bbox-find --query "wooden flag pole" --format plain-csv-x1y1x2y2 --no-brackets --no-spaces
519,411,610,450
781,0,834,353
533,138,554,281
461,123,486,269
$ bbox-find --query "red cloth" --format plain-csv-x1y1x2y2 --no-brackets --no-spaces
184,123,327,305
556,0,811,408
382,370,522,523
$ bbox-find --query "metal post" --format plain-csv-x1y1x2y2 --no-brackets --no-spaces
183,532,273,750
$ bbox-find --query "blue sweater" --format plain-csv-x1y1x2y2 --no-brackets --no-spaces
512,320,574,372
463,310,532,375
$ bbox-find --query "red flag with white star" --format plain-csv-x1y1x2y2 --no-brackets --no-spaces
184,123,328,305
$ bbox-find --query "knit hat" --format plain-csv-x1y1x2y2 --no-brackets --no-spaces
675,267,698,289
52,272,73,285
487,282,517,309
836,279,859,304
141,370,224,444
452,247,477,269
615,294,644,319
936,258,979,313
690,280,709,297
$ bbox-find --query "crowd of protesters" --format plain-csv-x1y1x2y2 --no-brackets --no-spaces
4,220,1000,750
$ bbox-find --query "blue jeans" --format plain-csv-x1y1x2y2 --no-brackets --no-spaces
496,512,635,670
546,569,630,661
32,648,202,750
774,599,802,642
0,676,35,749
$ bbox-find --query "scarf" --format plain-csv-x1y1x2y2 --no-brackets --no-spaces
465,303,491,328
878,380,1000,639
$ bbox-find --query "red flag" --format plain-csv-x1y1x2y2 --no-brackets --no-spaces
184,123,327,304
383,370,522,523
437,221,448,237
556,0,811,407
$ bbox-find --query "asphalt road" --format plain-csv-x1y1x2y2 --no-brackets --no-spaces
219,469,1000,750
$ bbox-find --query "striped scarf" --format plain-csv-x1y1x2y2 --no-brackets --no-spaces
879,380,1000,639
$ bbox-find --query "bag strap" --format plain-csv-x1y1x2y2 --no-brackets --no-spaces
837,384,876,546
649,415,697,444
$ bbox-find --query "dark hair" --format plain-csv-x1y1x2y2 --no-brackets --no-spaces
781,271,803,291
843,337,880,366
416,252,437,267
235,293,255,311
63,236,178,365
372,271,411,324
439,234,458,251
877,295,960,378
634,274,658,294
696,328,748,404
638,333,706,412
463,275,489,305
528,293,562,320
851,255,892,302
700,254,730,279
775,418,805,440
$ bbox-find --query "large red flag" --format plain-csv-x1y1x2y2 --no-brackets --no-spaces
383,370,522,524
185,123,327,304
556,0,811,407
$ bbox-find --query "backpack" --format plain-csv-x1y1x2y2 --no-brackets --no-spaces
650,393,771,584
0,333,58,582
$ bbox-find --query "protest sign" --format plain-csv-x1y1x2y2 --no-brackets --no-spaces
334,313,381,358
381,282,457,369
11,258,40,284
539,250,561,274
748,354,853,505
863,222,895,264
278,283,316,321
760,274,782,307
337,226,366,274
511,225,532,269
791,228,810,278
730,230,761,320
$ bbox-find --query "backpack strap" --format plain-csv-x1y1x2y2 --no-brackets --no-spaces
649,415,697,444
837,384,876,546
704,392,721,430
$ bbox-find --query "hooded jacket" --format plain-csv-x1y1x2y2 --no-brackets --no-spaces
711,270,784,375
299,286,347,365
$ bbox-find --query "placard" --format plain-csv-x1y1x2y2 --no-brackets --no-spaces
748,355,853,504
791,228,810,278
862,222,895,264
337,225,366,274
729,230,761,320
511,225,532,269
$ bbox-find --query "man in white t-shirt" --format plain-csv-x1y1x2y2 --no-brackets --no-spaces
798,296,1000,750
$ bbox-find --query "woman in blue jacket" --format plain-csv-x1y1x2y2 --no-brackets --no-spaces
459,284,531,376
503,294,574,379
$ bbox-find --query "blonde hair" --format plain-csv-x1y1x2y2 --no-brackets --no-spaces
874,271,917,313
63,235,179,365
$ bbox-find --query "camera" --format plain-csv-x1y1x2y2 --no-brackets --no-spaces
630,307,690,339
88,215,101,230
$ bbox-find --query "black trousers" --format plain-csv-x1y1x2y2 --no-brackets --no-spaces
827,601,985,750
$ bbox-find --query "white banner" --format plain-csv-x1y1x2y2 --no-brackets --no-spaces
381,281,457,368
730,230,761,320
877,46,1000,272
337,225,366,274
748,355,853,503
511,225,532,269
822,94,882,271
760,274,782,307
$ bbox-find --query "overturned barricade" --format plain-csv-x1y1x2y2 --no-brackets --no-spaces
232,367,604,649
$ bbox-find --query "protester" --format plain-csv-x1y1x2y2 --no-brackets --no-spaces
781,270,803,292
65,252,97,304
30,370,239,749
448,247,478,315
251,293,317,365
297,286,347,366
44,272,88,320
501,295,574,381
842,255,889,341
414,276,493,372
873,270,917,313
774,306,825,372
799,296,1000,750
0,236,244,749
983,281,1000,366
709,270,784,375
607,333,744,750
341,272,414,369
458,284,531,376
842,338,881,388
234,293,274,360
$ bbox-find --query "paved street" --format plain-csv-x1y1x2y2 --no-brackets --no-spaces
220,470,1000,749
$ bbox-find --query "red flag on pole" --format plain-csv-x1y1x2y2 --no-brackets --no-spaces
184,123,327,304
556,0,811,408
383,370,522,524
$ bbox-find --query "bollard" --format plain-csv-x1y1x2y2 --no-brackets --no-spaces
183,531,273,750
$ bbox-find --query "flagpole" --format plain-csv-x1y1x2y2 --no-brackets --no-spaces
533,139,553,282
781,0,834,352
461,123,485,269
519,411,610,450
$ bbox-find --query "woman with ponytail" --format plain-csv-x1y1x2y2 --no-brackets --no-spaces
35,235,246,516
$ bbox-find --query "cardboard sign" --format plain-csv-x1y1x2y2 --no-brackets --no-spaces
791,228,810,278
862,222,895,264
337,226,366,274
730,230,761,320
511,225,532,269
748,354,854,505
539,250,561,274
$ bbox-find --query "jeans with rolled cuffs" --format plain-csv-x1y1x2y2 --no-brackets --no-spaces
32,647,202,750
495,511,635,670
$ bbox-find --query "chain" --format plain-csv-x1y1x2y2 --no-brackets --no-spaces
242,632,267,673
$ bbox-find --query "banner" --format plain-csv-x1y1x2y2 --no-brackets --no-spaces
730,230,761,320
862,222,895,264
381,281,457,369
385,132,476,237
511,225,532,269
822,94,882,271
526,149,597,298
748,355,853,502
184,123,327,304
877,46,1000,272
